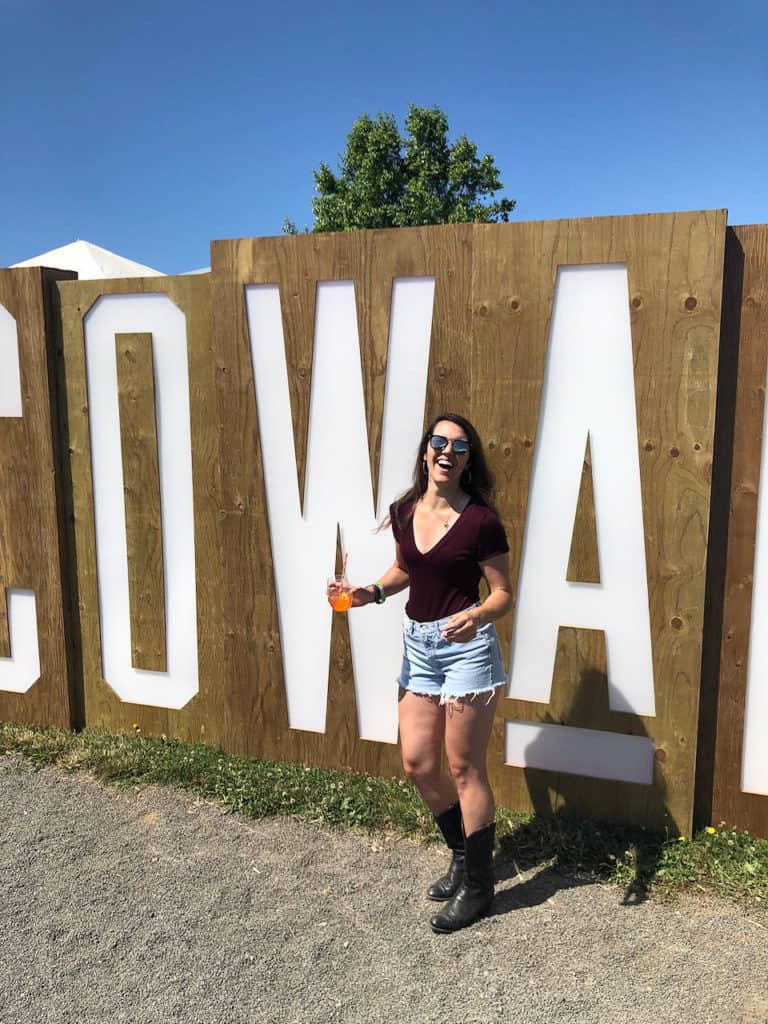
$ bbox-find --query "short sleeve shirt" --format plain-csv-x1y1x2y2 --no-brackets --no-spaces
391,500,509,622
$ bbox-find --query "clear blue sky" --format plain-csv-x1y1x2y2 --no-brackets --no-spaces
1,0,766,274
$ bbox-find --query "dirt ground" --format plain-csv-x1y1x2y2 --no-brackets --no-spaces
1,755,766,1024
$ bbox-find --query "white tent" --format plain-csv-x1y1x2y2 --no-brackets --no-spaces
11,240,165,279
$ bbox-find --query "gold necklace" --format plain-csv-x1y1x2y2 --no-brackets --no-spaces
440,498,468,529
419,496,467,532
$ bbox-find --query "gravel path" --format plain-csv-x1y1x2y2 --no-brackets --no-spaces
1,755,766,1024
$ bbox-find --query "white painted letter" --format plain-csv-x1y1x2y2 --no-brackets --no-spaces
506,265,655,784
245,279,434,741
0,303,41,693
0,303,23,418
83,294,198,709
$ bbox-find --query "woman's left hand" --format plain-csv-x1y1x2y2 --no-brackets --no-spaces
441,612,478,643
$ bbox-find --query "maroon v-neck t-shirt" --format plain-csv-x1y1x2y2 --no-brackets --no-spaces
391,500,509,622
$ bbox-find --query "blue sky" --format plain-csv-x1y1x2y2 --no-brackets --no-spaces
1,0,766,274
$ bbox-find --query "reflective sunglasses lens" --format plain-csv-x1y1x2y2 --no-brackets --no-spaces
452,440,470,454
429,435,448,450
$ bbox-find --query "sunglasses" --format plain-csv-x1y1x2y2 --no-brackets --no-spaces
428,434,471,455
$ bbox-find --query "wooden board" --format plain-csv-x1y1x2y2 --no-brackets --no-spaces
115,332,166,672
0,267,77,729
58,275,222,744
710,224,768,837
204,214,724,833
210,226,471,769
567,437,600,584
474,212,726,834
55,215,726,837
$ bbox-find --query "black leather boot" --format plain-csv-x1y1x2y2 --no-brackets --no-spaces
430,822,495,933
427,803,465,901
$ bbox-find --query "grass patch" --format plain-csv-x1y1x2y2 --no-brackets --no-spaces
2,721,767,912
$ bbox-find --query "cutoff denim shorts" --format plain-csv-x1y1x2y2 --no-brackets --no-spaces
397,605,507,705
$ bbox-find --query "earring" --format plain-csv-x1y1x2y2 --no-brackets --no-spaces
422,459,428,475
462,466,472,484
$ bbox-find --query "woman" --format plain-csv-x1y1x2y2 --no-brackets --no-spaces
346,413,513,933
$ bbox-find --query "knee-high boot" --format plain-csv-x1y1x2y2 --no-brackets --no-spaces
429,822,494,933
427,803,465,901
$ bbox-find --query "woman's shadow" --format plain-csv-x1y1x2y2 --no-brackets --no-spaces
491,666,676,916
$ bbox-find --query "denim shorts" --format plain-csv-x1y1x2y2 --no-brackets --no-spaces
397,606,507,705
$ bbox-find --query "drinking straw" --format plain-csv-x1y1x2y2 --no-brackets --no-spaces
341,551,348,582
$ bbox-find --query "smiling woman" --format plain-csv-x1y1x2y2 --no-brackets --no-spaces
345,412,513,934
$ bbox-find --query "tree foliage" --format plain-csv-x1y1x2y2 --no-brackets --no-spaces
285,105,515,234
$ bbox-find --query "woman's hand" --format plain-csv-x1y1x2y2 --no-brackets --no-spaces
330,548,410,610
441,552,513,641
348,585,377,607
441,611,479,643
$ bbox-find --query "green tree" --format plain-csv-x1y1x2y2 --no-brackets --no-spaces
284,105,515,234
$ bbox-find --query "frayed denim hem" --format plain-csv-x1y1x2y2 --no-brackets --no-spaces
439,680,505,707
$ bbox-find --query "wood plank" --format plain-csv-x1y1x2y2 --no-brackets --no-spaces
115,332,166,672
694,227,742,830
474,212,726,833
471,217,569,818
0,267,76,729
210,225,471,777
41,268,85,729
566,435,600,584
58,275,221,747
0,583,10,660
711,224,768,837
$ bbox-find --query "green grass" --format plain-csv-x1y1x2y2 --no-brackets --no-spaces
2,721,767,912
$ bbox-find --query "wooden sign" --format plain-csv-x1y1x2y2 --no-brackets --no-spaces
53,213,727,835
710,224,768,837
0,267,77,730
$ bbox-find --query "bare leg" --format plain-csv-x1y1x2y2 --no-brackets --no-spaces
397,689,457,814
443,688,500,835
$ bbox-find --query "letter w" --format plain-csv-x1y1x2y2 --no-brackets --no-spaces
245,279,434,742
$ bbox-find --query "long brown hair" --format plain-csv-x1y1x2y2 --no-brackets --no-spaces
382,412,497,532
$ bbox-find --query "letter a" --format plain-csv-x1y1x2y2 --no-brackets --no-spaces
509,265,655,719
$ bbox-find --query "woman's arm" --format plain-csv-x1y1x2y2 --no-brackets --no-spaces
441,552,513,641
349,543,410,607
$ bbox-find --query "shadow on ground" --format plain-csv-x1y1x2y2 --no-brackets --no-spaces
491,812,670,916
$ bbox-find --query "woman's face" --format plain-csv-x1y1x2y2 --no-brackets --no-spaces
425,419,471,487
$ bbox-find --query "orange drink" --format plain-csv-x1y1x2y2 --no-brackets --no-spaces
327,573,352,613
329,589,352,612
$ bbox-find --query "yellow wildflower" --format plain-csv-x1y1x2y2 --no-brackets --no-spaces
705,826,716,835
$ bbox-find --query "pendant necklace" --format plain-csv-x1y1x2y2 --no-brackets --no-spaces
441,497,468,529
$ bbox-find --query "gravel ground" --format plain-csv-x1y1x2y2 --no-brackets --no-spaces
1,755,767,1024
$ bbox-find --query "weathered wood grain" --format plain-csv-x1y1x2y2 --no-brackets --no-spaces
0,267,77,729
58,275,220,745
710,224,768,838
54,214,727,837
0,584,9,660
209,225,471,776
115,332,166,672
567,436,600,584
474,212,726,834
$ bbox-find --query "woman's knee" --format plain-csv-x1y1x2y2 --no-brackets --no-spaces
402,753,441,786
447,756,484,791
